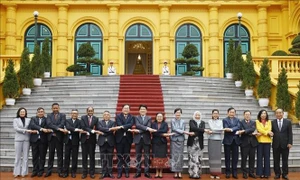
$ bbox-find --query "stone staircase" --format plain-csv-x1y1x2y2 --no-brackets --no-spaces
0,75,300,173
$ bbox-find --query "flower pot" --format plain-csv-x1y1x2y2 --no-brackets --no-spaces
235,81,242,87
44,72,50,78
245,89,253,97
283,112,288,119
5,98,15,106
33,78,42,86
22,88,31,95
258,98,269,107
226,73,233,79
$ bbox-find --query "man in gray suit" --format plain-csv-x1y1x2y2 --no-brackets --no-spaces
132,105,156,179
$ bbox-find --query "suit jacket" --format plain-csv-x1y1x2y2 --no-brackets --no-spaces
46,112,66,142
97,120,115,146
29,116,48,143
187,119,205,150
133,115,152,145
64,118,81,145
239,119,258,148
115,113,134,144
80,115,99,144
13,117,31,142
271,118,293,149
151,121,168,144
222,117,241,145
170,119,185,142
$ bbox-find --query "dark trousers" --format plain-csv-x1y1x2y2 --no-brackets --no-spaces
81,139,96,175
47,136,63,173
31,139,48,174
63,139,79,175
135,138,150,173
116,137,131,174
273,146,289,176
256,143,271,176
240,144,256,174
100,142,114,175
224,141,239,176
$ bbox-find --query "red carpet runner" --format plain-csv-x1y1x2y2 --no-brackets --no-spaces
116,75,165,117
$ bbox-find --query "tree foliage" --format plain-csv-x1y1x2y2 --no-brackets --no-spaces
31,44,44,78
174,44,204,76
66,43,104,74
288,33,300,55
3,59,19,98
276,68,291,111
242,51,256,89
226,39,235,73
233,44,244,81
257,58,272,98
42,37,51,72
19,48,33,88
272,50,288,56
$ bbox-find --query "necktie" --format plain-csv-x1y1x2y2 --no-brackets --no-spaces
54,114,58,120
89,116,92,126
279,120,282,131
106,121,108,126
142,116,145,123
39,118,42,125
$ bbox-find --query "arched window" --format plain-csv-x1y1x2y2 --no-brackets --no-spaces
75,23,103,75
125,24,152,41
175,24,202,76
223,24,250,76
24,24,52,53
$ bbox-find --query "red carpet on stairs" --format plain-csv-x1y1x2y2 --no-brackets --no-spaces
116,75,165,118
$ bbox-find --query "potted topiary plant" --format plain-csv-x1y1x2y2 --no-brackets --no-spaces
276,68,291,118
41,37,51,78
66,42,104,75
233,44,244,87
2,59,20,105
272,50,288,56
174,44,204,76
225,39,235,79
257,58,272,107
288,33,300,56
295,81,300,126
31,44,44,86
19,48,34,95
242,51,256,96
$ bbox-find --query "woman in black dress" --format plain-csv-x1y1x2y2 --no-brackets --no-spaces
151,112,173,178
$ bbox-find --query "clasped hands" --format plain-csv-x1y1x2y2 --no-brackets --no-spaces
128,127,157,133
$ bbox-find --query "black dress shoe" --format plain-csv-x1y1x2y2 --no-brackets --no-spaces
226,174,230,179
59,173,64,177
100,174,106,179
125,172,129,178
249,173,257,179
133,173,141,178
63,173,69,178
243,173,248,179
37,172,43,177
44,172,51,177
117,174,122,179
71,173,76,178
82,174,87,179
233,175,238,179
107,174,115,179
90,174,95,179
282,175,289,180
145,173,151,178
31,173,38,177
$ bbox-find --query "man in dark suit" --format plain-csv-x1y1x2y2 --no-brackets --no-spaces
98,111,121,179
272,108,293,180
115,104,134,179
80,106,101,179
45,103,67,177
29,107,51,177
132,105,156,179
63,109,83,178
238,110,258,179
222,107,241,179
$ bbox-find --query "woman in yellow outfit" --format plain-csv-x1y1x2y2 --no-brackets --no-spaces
255,110,273,178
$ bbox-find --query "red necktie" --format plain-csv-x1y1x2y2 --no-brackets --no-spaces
89,116,92,126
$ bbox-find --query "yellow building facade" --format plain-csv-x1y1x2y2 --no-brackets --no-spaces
0,0,300,77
